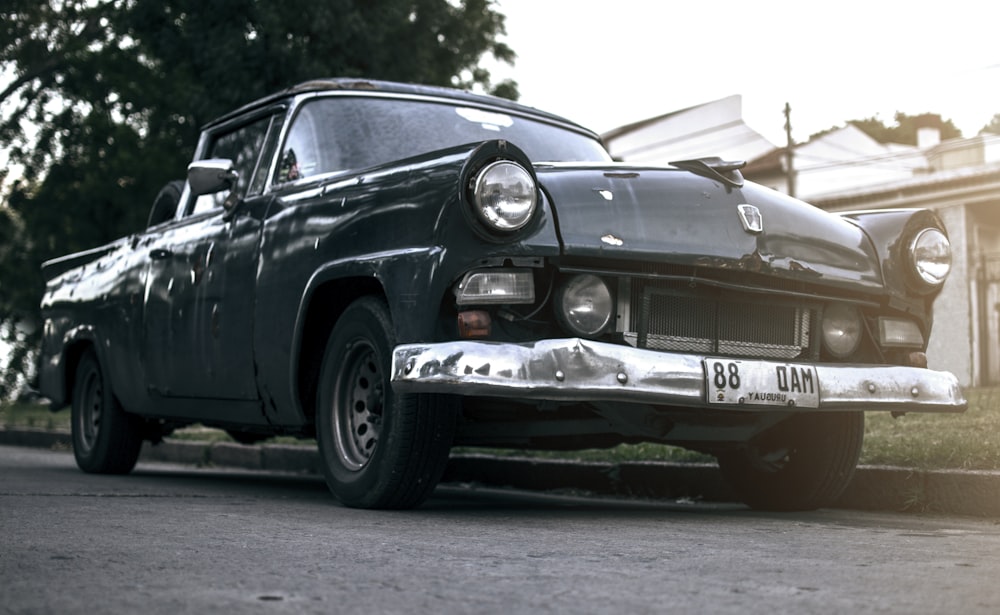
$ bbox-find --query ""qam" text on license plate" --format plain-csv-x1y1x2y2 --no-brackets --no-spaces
705,359,820,408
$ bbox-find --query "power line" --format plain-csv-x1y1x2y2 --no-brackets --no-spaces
606,103,1000,174
794,134,1000,173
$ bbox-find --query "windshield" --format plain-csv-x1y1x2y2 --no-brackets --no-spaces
275,96,611,183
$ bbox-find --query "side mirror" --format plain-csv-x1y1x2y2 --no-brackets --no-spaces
188,158,238,196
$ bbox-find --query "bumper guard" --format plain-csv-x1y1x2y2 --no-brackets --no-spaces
390,338,966,412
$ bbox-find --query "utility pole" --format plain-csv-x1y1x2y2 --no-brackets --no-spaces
784,102,796,198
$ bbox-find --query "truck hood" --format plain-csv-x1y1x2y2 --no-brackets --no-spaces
535,164,883,292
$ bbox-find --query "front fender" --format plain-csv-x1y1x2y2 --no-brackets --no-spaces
841,208,949,313
254,140,563,426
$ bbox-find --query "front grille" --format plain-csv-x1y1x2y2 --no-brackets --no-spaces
624,281,817,360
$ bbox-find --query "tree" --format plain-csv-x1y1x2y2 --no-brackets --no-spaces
0,0,518,398
981,113,1000,135
848,112,962,145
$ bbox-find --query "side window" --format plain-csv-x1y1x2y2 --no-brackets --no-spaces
247,114,284,196
276,102,339,184
191,115,272,215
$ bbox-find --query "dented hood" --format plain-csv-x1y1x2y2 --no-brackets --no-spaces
535,164,884,292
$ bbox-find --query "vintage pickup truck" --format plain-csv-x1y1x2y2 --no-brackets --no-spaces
39,79,965,510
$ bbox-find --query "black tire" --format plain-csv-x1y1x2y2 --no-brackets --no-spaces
71,349,144,474
316,297,458,509
146,179,184,228
716,412,864,512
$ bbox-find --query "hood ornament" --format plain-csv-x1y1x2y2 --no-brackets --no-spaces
737,204,763,234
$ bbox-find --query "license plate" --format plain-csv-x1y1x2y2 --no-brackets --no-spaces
704,359,820,408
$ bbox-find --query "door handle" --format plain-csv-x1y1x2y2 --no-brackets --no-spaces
150,248,173,260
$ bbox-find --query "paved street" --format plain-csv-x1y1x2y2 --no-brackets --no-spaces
2,444,999,614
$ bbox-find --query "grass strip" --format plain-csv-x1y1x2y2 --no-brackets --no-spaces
3,387,997,471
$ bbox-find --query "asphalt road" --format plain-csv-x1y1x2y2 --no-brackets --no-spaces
3,445,999,615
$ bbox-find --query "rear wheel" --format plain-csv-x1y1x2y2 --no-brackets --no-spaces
717,412,864,511
316,297,457,509
71,349,143,474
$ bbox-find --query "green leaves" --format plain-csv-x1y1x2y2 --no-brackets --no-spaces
980,113,1000,136
0,0,518,397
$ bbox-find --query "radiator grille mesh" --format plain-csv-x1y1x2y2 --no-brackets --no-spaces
628,284,815,360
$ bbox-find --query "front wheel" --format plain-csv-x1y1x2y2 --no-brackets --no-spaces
716,412,864,511
316,297,457,509
71,349,144,474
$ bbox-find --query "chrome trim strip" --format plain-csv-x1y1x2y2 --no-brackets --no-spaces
390,338,966,412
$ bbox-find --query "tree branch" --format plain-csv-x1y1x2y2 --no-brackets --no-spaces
0,10,107,107
0,57,65,107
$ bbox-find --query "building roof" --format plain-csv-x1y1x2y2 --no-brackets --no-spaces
601,97,721,142
742,146,785,175
601,95,776,164
812,161,1000,211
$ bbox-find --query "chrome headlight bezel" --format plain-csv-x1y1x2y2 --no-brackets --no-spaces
555,274,615,338
909,227,952,289
470,160,538,233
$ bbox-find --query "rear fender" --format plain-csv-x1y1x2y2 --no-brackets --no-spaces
39,325,101,409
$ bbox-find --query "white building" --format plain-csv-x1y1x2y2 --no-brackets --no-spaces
811,152,1000,387
602,95,775,164
747,124,925,199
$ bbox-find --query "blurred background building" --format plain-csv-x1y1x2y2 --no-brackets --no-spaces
603,99,1000,387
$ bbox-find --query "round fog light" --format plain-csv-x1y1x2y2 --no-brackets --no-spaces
557,275,614,337
822,303,862,358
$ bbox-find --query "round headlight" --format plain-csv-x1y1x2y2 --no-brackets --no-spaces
472,161,537,232
821,303,862,358
910,228,951,287
557,275,614,337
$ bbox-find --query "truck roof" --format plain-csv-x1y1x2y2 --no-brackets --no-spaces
203,78,596,138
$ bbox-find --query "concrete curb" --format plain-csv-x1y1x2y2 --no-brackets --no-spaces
2,427,997,517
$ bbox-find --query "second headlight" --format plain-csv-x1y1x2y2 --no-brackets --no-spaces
821,303,862,358
556,275,614,337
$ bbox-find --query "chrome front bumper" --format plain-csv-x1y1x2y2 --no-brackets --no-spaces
390,338,967,412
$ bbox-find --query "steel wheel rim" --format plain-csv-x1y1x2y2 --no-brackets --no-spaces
77,369,101,454
331,340,384,471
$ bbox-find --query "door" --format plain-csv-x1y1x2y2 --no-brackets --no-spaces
143,112,281,400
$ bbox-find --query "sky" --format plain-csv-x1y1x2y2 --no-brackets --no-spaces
486,0,1000,145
